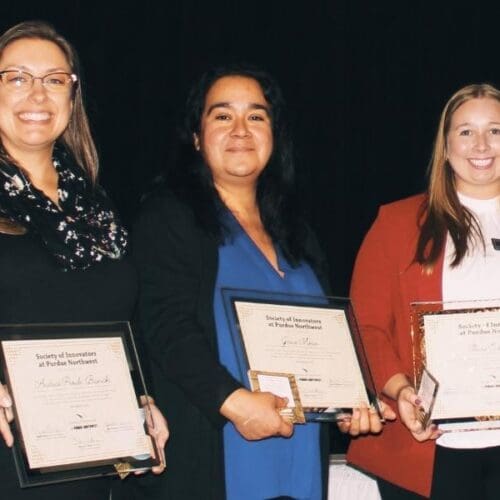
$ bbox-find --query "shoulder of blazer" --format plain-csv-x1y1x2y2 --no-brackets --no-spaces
136,189,216,244
377,194,426,243
137,188,196,222
132,189,220,282
379,193,426,223
363,193,427,273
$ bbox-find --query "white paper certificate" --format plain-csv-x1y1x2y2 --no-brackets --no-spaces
422,308,500,419
2,337,151,469
233,301,369,409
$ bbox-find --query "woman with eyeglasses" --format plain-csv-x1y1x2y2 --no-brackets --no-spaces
0,20,168,500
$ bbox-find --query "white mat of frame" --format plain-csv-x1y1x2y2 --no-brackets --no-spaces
328,455,381,500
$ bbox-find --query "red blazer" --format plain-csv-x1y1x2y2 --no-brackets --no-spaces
347,194,445,498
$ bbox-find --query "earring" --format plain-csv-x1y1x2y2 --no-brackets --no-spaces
193,133,200,151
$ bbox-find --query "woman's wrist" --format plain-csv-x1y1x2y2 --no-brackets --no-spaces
219,388,249,421
395,384,414,401
382,373,414,401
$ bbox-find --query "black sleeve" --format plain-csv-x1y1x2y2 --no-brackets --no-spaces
131,193,242,427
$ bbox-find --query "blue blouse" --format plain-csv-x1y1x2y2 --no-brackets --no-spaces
213,213,324,500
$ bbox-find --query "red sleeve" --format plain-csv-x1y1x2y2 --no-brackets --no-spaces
350,206,408,393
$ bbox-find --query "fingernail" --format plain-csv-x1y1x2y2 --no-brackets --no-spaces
2,396,11,407
415,398,422,406
353,409,360,418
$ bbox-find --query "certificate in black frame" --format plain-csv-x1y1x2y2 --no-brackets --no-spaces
221,288,381,422
0,321,160,488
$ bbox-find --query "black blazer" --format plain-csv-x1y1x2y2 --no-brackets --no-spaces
125,190,331,500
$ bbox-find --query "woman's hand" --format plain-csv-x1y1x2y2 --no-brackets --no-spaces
397,386,440,442
220,388,293,440
140,396,169,474
338,401,396,436
380,373,440,442
0,384,14,447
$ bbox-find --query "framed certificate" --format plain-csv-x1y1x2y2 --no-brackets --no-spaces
222,288,381,421
412,300,500,430
0,322,160,487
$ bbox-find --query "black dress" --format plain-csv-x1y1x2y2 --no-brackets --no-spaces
0,230,137,500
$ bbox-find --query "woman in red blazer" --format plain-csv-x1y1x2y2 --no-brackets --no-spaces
347,83,500,499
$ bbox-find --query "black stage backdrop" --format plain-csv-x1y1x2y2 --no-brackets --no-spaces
1,0,498,450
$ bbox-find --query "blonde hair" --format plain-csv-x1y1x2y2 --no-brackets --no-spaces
416,83,500,267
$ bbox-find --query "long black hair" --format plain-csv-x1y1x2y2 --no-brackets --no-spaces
167,63,309,266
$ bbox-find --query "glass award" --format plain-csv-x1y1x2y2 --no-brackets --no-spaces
411,300,500,431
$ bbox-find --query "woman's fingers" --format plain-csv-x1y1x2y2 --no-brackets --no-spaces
339,404,389,436
379,400,396,421
144,403,169,474
367,406,383,434
221,388,295,440
397,387,441,442
0,384,14,447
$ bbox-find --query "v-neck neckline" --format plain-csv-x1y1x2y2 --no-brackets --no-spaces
226,210,286,280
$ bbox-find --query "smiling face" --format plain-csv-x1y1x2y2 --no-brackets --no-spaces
194,75,273,188
0,38,73,161
446,97,500,199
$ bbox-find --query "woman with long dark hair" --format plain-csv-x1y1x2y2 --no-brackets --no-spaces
130,63,390,500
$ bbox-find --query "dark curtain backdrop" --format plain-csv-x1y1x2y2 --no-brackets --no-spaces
2,0,498,454
2,1,498,294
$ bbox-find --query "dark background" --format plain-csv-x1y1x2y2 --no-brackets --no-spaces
2,1,498,295
2,0,498,453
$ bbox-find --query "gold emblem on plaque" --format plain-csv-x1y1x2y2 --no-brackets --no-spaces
114,462,131,480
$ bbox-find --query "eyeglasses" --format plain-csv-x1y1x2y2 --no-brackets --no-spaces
0,70,78,93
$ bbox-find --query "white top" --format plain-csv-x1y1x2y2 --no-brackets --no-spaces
438,192,500,448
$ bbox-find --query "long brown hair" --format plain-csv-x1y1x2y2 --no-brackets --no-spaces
0,20,98,183
416,83,500,269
